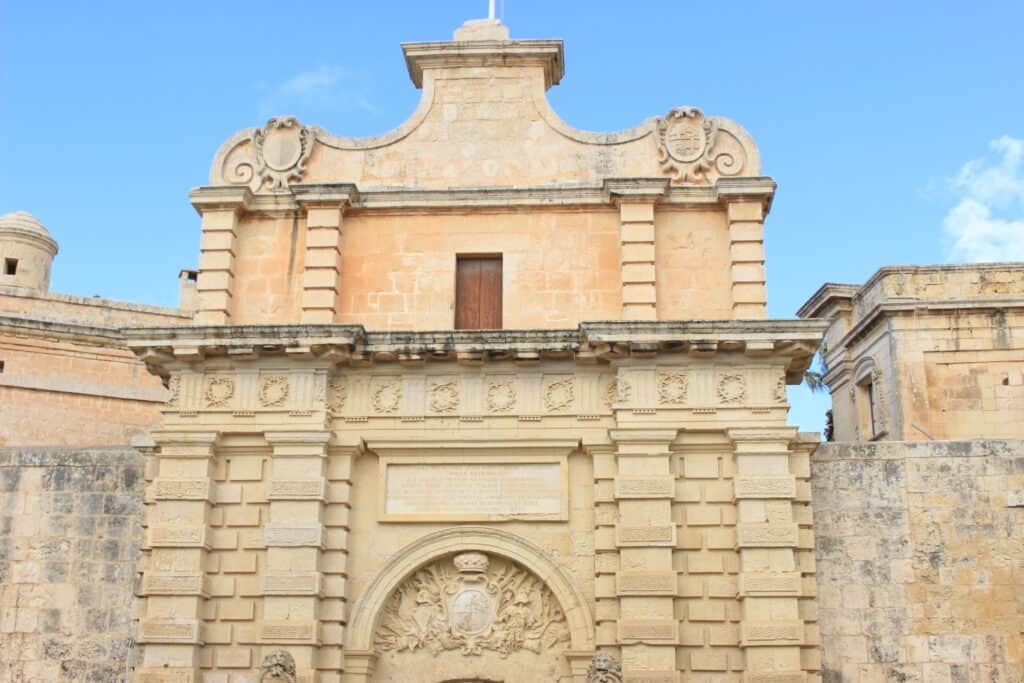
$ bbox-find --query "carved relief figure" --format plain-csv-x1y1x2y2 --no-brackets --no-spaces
375,552,570,658
259,649,297,682
586,651,623,683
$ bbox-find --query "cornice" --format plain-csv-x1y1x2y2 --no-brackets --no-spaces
122,319,825,382
190,177,777,215
401,39,565,89
796,282,860,319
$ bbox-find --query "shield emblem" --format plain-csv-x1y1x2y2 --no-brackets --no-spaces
664,113,707,163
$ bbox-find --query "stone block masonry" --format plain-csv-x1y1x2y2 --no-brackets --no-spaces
812,440,1024,682
0,447,144,683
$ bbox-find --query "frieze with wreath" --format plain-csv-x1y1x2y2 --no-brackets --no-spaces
428,380,460,413
258,375,290,408
372,380,402,414
716,372,746,405
204,376,235,408
486,379,517,413
657,372,689,405
543,379,575,412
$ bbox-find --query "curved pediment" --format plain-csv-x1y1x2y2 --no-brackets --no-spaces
208,22,760,193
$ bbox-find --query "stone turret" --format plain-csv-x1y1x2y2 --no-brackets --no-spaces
0,211,59,293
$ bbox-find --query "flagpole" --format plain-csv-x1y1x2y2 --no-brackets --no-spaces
488,0,495,19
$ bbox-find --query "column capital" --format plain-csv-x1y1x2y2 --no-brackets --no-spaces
715,176,777,213
602,177,670,204
609,428,678,445
189,186,254,214
265,430,331,457
292,182,360,208
149,430,221,458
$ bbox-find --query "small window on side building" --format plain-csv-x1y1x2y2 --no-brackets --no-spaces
455,255,502,330
3,258,17,275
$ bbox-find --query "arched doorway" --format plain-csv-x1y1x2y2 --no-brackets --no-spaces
344,527,594,683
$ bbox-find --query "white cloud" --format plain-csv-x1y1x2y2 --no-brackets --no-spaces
258,65,376,118
943,136,1024,262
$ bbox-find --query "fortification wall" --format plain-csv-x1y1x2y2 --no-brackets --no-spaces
0,447,145,682
811,440,1024,681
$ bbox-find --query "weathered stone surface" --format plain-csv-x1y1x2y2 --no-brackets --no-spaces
813,439,1024,682
0,447,144,682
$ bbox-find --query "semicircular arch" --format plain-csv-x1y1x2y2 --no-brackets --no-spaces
345,526,595,653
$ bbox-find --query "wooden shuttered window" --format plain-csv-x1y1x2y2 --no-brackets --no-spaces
455,255,502,329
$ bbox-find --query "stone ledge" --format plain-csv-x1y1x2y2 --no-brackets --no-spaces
0,446,141,467
813,439,1024,462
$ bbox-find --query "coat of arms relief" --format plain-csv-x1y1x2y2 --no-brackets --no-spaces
375,552,571,657
654,107,750,184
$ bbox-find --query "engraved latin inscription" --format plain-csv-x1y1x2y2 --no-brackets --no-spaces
384,462,561,518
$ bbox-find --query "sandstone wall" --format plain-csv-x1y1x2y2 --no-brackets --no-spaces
811,440,1024,682
0,447,145,683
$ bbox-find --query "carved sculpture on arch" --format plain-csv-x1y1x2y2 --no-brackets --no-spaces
345,527,595,682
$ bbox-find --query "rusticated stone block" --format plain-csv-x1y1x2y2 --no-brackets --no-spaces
614,476,675,499
137,619,202,644
618,619,678,642
736,523,799,548
734,475,796,499
616,571,677,595
741,621,804,646
264,523,325,548
738,572,802,598
616,525,676,547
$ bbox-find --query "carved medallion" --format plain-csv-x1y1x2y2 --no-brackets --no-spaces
372,380,402,414
716,372,746,405
428,380,460,413
543,378,575,412
203,376,234,408
655,106,746,185
657,372,688,405
486,379,517,413
327,376,347,414
375,552,570,658
258,375,290,408
252,117,316,192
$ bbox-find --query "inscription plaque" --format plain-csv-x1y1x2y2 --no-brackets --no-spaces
382,459,565,521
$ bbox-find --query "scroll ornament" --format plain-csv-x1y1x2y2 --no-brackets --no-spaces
224,116,316,192
375,552,570,657
655,107,745,184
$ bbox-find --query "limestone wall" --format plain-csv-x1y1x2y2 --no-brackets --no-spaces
811,440,1024,681
0,447,145,682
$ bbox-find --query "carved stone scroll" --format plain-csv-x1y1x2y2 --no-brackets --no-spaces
655,107,749,185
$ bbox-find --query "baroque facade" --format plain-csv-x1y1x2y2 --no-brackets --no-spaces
124,19,824,683
0,18,833,683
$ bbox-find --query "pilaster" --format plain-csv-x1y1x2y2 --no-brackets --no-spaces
609,428,680,683
718,179,772,320
135,431,220,683
263,431,332,683
190,187,252,325
294,184,358,325
604,178,669,321
728,427,811,683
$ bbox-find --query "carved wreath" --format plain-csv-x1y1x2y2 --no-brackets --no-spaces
327,376,347,414
428,380,460,413
166,375,181,408
603,378,631,408
204,376,234,408
655,107,742,185
372,380,402,414
716,372,746,405
543,379,575,412
657,372,688,405
486,380,517,413
258,375,290,408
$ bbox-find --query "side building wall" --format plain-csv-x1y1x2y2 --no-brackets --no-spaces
0,447,145,683
811,440,1024,682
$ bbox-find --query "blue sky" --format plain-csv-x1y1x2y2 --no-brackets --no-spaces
3,1,1023,433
